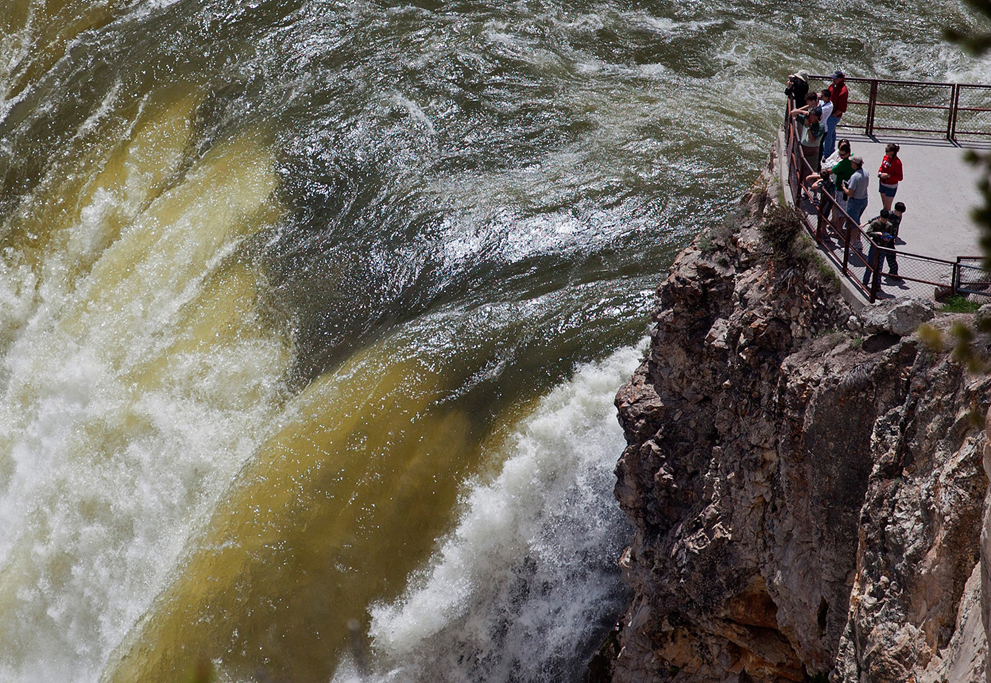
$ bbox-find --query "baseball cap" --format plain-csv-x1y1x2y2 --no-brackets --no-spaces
850,155,863,165
833,70,845,79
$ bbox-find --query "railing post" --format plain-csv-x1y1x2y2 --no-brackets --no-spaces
866,79,878,136
948,84,961,142
869,246,880,302
947,84,954,141
842,221,851,272
952,260,960,296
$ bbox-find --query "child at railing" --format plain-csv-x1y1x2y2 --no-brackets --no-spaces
888,201,905,239
824,71,848,159
862,209,898,287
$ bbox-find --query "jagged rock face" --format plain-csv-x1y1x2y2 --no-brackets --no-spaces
610,178,991,682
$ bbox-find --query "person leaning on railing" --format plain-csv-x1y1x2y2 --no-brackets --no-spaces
791,97,827,173
806,139,851,214
822,140,854,226
785,71,809,109
862,209,899,286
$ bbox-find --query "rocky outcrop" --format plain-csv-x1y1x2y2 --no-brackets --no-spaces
607,153,991,682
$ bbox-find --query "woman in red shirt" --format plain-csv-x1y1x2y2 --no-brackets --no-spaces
877,143,903,211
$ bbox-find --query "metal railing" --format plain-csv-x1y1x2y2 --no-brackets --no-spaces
783,111,988,302
957,257,991,295
802,75,991,140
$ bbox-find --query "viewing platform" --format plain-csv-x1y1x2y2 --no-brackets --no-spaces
779,75,991,307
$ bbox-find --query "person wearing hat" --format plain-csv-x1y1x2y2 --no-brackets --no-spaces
824,70,848,159
822,139,855,227
842,155,870,253
785,72,809,109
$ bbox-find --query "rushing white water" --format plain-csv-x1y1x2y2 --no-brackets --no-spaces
0,1,989,681
0,95,291,683
333,341,644,683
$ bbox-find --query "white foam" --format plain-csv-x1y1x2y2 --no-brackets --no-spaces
0,133,288,682
339,340,645,683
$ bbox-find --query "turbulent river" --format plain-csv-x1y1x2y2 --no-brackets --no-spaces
0,1,989,682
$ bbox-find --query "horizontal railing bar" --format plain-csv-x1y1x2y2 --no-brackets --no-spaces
806,74,957,88
874,247,957,265
873,102,951,110
871,126,954,134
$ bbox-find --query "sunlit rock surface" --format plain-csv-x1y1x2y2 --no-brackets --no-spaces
608,152,991,683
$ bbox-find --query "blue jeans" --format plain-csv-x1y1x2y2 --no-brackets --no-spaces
823,114,840,159
846,196,868,226
844,196,869,265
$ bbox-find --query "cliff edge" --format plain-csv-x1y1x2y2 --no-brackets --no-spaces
607,148,991,682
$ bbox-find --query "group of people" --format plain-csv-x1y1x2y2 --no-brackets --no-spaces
786,70,848,167
784,70,907,289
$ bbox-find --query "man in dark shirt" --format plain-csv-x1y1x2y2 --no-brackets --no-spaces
888,201,906,239
824,70,848,159
785,72,809,109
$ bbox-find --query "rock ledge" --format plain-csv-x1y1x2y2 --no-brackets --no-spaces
605,152,991,683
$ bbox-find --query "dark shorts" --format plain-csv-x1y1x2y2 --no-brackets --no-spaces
878,183,898,198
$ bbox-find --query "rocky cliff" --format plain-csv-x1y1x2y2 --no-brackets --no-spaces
606,151,991,683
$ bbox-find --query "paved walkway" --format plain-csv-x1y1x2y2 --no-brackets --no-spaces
798,133,990,302
842,134,985,258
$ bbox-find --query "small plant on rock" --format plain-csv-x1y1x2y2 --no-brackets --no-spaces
940,295,981,313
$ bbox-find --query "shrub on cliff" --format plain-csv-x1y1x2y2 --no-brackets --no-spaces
759,203,803,257
758,202,840,294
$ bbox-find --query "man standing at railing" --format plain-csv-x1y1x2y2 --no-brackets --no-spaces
817,89,834,160
785,72,809,109
843,155,870,253
823,70,848,159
